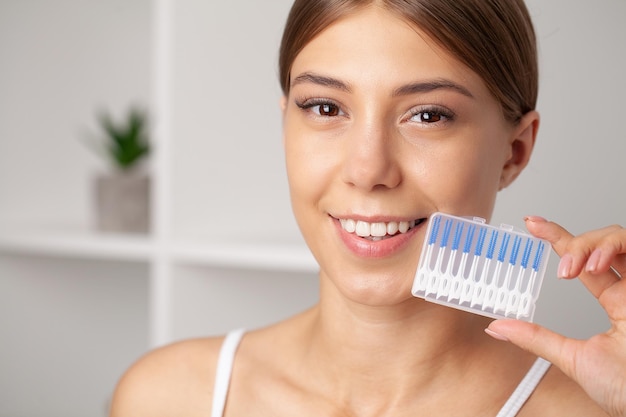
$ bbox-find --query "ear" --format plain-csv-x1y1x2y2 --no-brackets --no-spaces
499,110,540,190
280,96,287,114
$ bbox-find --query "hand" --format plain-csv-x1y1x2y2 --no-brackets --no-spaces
486,216,626,417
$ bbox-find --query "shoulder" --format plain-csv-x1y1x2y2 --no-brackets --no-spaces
108,336,225,417
521,362,609,417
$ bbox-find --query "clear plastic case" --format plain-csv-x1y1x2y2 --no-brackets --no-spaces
412,212,550,322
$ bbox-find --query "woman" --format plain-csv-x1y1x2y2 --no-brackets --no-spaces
110,1,626,416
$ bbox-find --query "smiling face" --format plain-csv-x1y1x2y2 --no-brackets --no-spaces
282,6,536,307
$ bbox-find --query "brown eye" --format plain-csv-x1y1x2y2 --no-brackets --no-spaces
295,98,346,118
317,103,340,117
413,111,442,123
408,106,454,124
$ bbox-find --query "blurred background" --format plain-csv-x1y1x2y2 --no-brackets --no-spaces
0,0,624,416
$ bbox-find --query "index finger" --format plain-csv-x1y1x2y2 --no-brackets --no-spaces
524,217,622,300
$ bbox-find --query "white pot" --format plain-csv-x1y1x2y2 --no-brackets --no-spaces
94,172,150,234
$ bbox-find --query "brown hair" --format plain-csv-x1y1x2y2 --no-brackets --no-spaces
278,0,538,123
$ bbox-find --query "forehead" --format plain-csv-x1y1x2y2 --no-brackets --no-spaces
290,6,488,98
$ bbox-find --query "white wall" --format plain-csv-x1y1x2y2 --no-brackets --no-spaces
169,0,299,242
494,0,626,337
0,255,149,417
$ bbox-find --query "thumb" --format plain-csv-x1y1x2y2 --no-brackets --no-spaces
486,319,576,377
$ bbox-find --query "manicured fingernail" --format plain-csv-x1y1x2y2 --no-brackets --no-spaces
558,254,573,278
524,215,548,223
485,328,509,342
586,249,602,273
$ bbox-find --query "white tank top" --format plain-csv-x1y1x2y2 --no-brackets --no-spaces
211,329,551,417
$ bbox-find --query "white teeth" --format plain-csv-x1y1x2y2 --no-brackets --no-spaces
340,218,356,233
386,221,399,235
371,222,387,237
340,218,418,237
355,221,371,237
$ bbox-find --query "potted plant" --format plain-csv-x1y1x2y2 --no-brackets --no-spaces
86,106,151,234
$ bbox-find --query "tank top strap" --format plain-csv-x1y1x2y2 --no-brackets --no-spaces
495,357,551,417
211,329,245,417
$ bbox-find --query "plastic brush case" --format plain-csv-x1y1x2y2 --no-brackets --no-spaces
412,212,550,322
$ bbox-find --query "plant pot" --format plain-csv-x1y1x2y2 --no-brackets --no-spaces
94,172,150,234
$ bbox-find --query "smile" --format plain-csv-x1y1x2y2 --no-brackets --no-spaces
339,218,426,241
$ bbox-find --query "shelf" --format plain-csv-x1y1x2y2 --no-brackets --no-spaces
0,225,154,262
0,225,318,272
170,240,318,272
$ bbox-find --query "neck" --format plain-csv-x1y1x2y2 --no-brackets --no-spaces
298,284,513,415
314,291,491,367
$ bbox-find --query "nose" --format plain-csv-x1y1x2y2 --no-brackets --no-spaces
340,122,402,191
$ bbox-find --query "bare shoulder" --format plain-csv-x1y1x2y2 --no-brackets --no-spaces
109,336,224,417
522,363,609,417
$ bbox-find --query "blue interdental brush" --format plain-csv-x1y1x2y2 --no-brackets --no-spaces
467,227,488,287
506,238,533,316
494,235,522,314
456,223,478,304
483,232,511,311
444,221,466,301
518,240,546,318
415,215,441,290
470,229,498,308
427,217,453,296
444,221,465,275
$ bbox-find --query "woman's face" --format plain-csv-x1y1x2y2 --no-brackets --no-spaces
282,6,534,306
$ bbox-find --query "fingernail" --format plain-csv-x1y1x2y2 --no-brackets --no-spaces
485,328,509,342
586,249,601,273
524,215,548,223
558,254,573,278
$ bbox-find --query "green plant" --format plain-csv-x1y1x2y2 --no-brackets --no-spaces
88,106,150,170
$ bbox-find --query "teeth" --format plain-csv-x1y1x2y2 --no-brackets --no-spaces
342,218,356,233
371,222,387,237
355,221,370,237
386,221,399,235
340,218,418,238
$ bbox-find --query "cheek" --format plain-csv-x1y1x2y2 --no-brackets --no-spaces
415,141,504,217
283,126,334,223
284,137,309,213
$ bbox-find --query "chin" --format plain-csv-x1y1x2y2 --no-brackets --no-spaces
325,267,417,308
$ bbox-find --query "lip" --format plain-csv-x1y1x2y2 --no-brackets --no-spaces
332,215,425,259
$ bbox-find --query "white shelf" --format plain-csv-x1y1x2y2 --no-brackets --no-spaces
0,226,317,272
0,226,154,262
170,240,318,272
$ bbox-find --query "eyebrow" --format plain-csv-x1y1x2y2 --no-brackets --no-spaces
291,71,474,99
392,79,474,99
291,72,352,92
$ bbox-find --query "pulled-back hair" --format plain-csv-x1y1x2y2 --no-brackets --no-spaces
279,0,538,123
